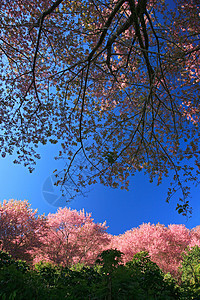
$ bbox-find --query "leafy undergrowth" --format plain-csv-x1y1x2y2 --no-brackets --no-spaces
0,247,200,299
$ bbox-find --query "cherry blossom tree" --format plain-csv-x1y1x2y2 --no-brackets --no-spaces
0,0,200,213
0,199,47,261
1,199,200,278
36,207,111,266
111,223,200,277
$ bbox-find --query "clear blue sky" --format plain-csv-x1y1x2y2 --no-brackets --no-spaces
0,141,199,235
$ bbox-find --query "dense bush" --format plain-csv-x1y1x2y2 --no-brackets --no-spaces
179,246,200,299
0,249,182,299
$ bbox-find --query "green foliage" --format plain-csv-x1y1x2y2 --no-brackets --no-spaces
181,246,200,285
0,252,66,299
125,251,180,299
3,249,200,299
179,246,200,299
0,264,49,300
34,261,61,285
96,248,123,274
0,250,29,272
102,151,117,165
94,250,179,299
94,249,124,299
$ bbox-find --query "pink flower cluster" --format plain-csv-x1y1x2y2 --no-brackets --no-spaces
1,200,200,279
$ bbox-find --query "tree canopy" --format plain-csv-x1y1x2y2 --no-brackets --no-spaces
1,0,200,213
1,199,200,277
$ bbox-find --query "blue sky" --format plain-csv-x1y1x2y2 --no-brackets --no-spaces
1,141,200,235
